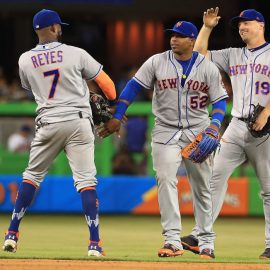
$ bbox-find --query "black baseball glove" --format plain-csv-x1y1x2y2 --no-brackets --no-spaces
90,93,113,126
247,104,270,138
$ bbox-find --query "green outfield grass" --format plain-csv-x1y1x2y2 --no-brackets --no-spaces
0,214,269,263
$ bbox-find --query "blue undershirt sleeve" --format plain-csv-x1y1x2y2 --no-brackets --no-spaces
113,78,144,120
211,99,227,129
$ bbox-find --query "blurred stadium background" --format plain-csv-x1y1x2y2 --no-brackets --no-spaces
0,0,270,217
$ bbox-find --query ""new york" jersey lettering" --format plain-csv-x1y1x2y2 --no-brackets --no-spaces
157,78,177,90
229,64,270,78
186,79,210,93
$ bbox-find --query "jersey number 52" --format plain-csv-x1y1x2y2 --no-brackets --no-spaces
190,95,208,109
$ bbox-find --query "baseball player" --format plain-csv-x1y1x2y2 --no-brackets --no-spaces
2,9,116,257
99,21,228,259
181,8,270,260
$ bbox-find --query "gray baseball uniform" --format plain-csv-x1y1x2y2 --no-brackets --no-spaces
19,41,102,191
191,44,270,248
134,50,228,251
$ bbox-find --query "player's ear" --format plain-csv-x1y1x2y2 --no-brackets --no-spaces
259,22,265,31
189,38,195,48
50,24,58,34
49,25,55,33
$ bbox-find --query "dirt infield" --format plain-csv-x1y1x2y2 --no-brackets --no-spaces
1,259,270,270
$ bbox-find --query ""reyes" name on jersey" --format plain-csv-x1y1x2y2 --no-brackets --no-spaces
31,50,63,68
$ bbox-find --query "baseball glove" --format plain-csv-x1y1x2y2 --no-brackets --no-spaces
181,127,220,163
247,104,270,138
90,93,113,126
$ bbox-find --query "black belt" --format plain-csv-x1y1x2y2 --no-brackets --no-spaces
37,112,84,128
78,111,90,119
237,117,248,123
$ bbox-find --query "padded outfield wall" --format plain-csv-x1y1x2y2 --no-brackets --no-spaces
0,175,264,216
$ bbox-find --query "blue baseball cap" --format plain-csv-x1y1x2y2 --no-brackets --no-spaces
230,9,265,28
33,9,69,30
166,21,198,39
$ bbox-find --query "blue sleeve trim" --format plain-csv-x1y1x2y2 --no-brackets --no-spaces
113,79,143,120
211,94,228,104
133,76,151,89
86,64,103,81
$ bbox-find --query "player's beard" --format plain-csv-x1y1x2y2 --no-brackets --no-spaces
240,34,252,45
57,30,62,42
241,36,249,43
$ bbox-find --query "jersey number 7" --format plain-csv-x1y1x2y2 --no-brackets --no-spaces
43,69,60,99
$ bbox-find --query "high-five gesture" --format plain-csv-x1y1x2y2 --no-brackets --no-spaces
203,7,221,29
194,7,221,56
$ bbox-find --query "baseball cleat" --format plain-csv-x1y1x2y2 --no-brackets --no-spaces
199,248,215,259
158,243,184,257
259,248,270,259
88,240,105,257
181,235,200,254
3,231,19,253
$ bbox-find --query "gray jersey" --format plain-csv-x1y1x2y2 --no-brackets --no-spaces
210,44,270,117
134,50,228,144
19,42,102,123
189,44,270,251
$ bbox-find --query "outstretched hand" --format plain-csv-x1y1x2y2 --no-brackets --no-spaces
97,118,122,138
203,7,221,29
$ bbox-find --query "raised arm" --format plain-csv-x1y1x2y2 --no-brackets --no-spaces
194,7,221,58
